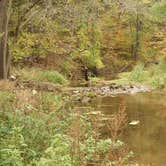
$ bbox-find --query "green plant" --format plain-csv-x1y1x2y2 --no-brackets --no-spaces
129,63,146,82
40,93,63,112
15,68,69,85
150,59,166,88
36,134,72,166
89,77,102,85
38,71,68,85
0,89,136,166
72,22,104,70
0,91,14,112
0,32,4,39
0,126,25,166
10,32,57,63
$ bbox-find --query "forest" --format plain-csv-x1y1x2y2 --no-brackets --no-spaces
0,0,166,166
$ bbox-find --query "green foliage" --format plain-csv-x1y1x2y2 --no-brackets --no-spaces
37,134,72,166
10,33,36,62
89,77,102,85
114,59,166,89
72,22,104,70
60,61,75,76
8,0,166,81
0,126,25,166
0,93,70,166
38,71,68,85
0,90,135,166
150,1,166,23
149,58,166,88
0,32,4,39
96,139,112,154
16,68,68,85
1,1,165,165
40,93,63,112
129,63,146,82
10,32,57,63
0,91,14,111
112,72,131,85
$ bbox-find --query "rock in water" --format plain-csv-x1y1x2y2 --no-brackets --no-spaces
129,120,140,126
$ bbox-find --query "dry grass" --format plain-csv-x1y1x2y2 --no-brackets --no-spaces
14,89,39,114
108,105,128,141
0,80,15,90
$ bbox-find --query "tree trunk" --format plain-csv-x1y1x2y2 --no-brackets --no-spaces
133,12,139,60
133,8,142,61
0,0,12,79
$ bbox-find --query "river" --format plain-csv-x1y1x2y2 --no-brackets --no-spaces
88,91,166,166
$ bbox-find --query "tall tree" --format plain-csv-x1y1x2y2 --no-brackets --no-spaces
0,0,12,79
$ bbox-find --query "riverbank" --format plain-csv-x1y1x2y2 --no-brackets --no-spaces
0,80,138,166
70,83,151,97
0,64,165,166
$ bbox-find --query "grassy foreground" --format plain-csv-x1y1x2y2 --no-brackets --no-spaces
0,85,137,166
0,58,165,166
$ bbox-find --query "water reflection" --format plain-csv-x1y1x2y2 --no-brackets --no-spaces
93,92,166,166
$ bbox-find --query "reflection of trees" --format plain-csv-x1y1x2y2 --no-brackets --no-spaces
125,94,166,165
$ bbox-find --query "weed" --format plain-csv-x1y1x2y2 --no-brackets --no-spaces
108,106,127,141
38,70,68,85
14,68,69,85
0,90,136,166
129,63,146,82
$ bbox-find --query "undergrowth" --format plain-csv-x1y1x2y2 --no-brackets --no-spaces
13,68,69,85
0,90,137,166
112,57,166,89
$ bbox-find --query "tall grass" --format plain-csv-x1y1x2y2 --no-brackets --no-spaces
129,63,146,82
0,90,135,166
115,58,166,89
14,68,69,85
149,58,166,88
38,70,68,85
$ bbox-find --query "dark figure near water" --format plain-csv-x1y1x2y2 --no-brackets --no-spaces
83,66,98,81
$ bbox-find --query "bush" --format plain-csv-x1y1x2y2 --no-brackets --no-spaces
129,63,146,82
149,58,166,88
116,59,166,89
0,90,136,166
0,91,14,112
15,68,69,85
38,71,68,85
10,32,57,63
40,93,63,112
37,134,72,166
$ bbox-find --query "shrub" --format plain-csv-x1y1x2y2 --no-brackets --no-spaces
15,68,69,85
0,90,136,166
36,134,72,166
149,58,166,88
38,71,68,85
40,93,63,112
0,91,14,112
129,63,146,82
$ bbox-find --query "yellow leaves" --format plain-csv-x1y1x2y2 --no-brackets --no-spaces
142,0,152,4
82,50,91,58
81,50,104,69
66,0,77,4
10,31,59,62
95,58,105,69
0,32,4,39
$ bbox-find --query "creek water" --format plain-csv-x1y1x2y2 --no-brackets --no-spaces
89,91,166,166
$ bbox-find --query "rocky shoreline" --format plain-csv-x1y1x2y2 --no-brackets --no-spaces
71,83,151,97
